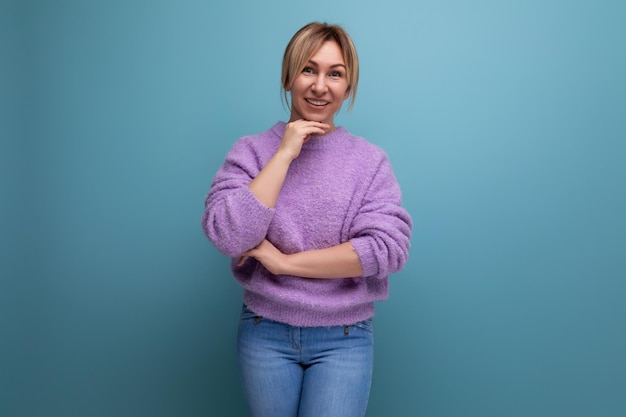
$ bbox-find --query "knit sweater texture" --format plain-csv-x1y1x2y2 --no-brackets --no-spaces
202,122,412,326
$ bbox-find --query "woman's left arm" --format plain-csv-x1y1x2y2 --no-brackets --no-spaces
240,154,412,280
238,240,363,279
347,154,413,279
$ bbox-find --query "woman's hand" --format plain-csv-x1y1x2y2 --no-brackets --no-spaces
278,119,330,161
238,239,287,275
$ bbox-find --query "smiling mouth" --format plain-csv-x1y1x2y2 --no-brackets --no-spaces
306,98,329,106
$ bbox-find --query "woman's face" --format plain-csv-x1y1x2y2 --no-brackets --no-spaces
288,41,350,131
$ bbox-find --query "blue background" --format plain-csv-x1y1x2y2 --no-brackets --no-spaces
2,0,625,416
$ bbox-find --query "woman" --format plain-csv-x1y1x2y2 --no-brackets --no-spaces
202,22,412,417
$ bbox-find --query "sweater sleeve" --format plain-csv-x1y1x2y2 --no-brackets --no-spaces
349,155,412,279
201,138,275,257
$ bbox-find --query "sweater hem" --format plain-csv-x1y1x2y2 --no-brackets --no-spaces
242,291,376,327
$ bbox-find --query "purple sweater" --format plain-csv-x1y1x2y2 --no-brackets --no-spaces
202,122,412,326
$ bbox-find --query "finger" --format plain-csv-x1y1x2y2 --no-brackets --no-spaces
304,124,330,135
305,123,331,134
305,128,327,138
303,120,330,127
290,119,329,130
237,255,249,266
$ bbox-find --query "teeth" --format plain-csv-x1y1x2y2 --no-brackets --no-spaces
306,99,328,106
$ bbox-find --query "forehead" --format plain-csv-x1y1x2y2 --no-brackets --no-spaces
307,41,345,65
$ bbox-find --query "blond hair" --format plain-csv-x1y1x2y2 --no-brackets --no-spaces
281,22,359,110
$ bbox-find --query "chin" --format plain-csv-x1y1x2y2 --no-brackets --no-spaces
306,112,330,123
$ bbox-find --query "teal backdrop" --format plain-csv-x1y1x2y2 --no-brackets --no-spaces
2,0,625,416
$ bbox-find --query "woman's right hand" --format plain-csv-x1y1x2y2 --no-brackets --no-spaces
247,119,329,208
278,119,330,161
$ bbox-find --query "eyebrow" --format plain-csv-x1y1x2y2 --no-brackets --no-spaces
307,59,346,69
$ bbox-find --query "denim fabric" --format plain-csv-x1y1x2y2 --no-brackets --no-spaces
237,305,374,417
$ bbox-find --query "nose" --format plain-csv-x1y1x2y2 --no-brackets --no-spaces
311,74,327,94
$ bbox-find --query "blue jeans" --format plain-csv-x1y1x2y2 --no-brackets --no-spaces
237,305,374,417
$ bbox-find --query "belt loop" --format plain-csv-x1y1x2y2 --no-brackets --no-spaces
344,326,349,335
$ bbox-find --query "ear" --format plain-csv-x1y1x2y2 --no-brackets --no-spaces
343,87,350,100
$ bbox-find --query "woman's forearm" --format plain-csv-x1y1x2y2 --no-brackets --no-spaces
282,242,363,279
247,151,292,208
239,240,363,279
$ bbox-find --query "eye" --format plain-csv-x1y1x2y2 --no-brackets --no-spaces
329,70,343,78
302,67,314,74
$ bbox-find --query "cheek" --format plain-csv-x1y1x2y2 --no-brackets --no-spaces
291,80,308,96
334,81,350,99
